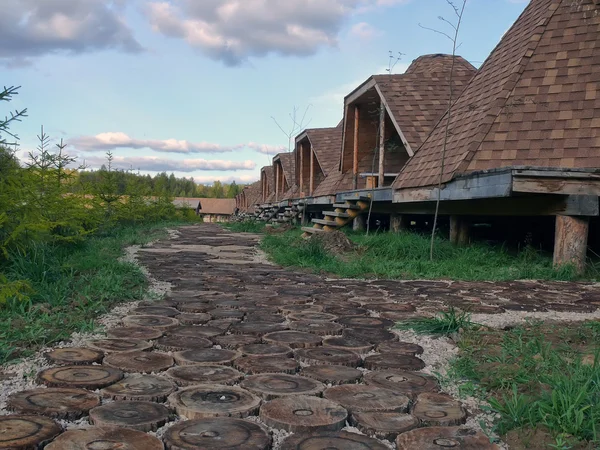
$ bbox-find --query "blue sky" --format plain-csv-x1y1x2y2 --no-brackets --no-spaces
4,0,528,185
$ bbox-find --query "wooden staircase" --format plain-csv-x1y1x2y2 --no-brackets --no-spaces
302,197,370,237
254,201,306,225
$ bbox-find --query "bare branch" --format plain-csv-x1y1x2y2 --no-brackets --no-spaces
418,23,454,42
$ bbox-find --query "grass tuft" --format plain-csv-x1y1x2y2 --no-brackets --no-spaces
395,307,475,336
224,220,266,233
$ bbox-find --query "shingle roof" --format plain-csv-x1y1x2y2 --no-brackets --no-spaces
261,165,274,196
238,181,261,212
306,127,343,176
405,54,476,75
198,198,236,215
313,54,476,197
275,152,296,187
394,0,600,189
374,57,476,152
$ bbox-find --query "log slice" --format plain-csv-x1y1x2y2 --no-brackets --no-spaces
44,347,103,366
38,365,123,389
163,418,271,450
168,384,261,419
323,385,410,413
0,415,61,450
88,401,169,432
259,395,347,433
7,388,100,420
45,427,164,450
101,374,176,402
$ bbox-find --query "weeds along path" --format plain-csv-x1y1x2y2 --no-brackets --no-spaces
0,223,598,449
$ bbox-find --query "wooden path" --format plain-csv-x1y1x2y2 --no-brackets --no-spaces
2,224,597,449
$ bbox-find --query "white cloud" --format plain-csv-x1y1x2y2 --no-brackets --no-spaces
0,0,142,66
78,155,256,172
145,0,410,65
69,132,285,155
350,22,381,40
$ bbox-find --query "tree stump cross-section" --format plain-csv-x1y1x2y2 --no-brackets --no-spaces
395,426,500,450
163,418,271,450
234,356,299,374
241,374,325,400
300,365,363,385
103,350,174,373
239,343,294,357
259,395,348,433
89,401,170,432
101,374,176,402
87,338,153,353
280,431,390,450
166,364,244,387
44,347,104,366
122,315,180,330
323,385,410,413
350,411,420,442
168,384,261,419
173,348,241,366
38,365,124,389
107,327,164,340
0,415,62,450
295,348,361,367
45,427,165,450
263,331,323,349
364,370,439,398
411,393,468,426
7,388,101,420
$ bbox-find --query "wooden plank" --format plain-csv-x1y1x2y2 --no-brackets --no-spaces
513,169,600,179
378,100,385,187
299,142,304,194
512,177,600,196
353,105,359,190
310,149,315,195
383,195,599,217
553,215,589,274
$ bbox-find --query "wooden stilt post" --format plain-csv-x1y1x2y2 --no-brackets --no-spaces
390,214,406,233
553,215,589,274
449,216,460,245
353,105,360,190
457,219,470,247
353,214,366,232
378,100,385,187
299,143,304,195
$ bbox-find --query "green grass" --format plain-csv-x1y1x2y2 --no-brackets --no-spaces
259,228,586,281
448,322,600,447
395,307,475,336
0,222,181,365
223,220,266,233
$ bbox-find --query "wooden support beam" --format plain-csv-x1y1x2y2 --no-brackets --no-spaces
353,105,360,190
310,149,315,196
457,219,470,247
353,214,366,232
553,215,589,274
274,164,280,202
299,143,304,194
378,101,385,187
449,216,460,244
390,214,406,233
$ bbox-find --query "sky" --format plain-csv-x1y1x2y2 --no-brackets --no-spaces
3,0,529,185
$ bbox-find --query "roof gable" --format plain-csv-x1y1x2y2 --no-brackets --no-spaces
305,127,343,176
274,152,296,186
395,0,600,189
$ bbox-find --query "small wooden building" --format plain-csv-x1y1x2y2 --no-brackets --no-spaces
236,181,261,214
197,198,236,223
295,126,343,197
272,152,297,202
260,166,275,203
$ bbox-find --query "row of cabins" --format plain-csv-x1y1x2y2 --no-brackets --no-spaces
236,0,600,271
